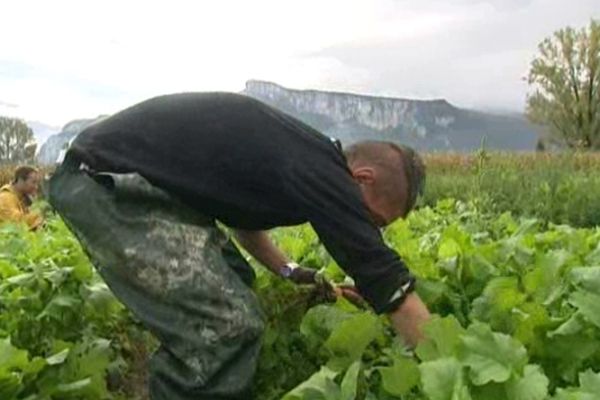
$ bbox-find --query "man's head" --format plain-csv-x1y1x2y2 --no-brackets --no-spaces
12,166,40,197
344,141,425,227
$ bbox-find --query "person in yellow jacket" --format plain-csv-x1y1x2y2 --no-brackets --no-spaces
0,166,43,229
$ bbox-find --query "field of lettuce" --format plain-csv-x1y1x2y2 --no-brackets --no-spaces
2,196,600,400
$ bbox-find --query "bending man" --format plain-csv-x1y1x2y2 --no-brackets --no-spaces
48,93,431,400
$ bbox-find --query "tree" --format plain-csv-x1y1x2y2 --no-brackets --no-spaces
527,20,600,149
0,117,36,164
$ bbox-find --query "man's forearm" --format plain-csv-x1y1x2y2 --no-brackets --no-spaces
388,292,431,348
233,229,289,275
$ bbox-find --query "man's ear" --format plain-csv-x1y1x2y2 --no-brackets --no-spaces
351,166,376,184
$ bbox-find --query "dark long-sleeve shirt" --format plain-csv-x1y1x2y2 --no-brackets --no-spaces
70,92,412,313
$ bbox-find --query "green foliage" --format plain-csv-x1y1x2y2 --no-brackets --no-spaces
0,117,35,164
553,370,600,399
4,199,600,399
423,152,600,228
0,218,145,399
256,200,600,399
527,19,600,149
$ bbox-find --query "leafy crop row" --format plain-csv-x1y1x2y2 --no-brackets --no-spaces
2,199,600,399
255,199,600,399
0,219,148,399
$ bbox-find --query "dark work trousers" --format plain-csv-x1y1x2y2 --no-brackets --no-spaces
48,153,264,400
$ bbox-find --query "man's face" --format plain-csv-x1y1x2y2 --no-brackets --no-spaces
18,172,40,197
351,166,410,227
363,185,409,227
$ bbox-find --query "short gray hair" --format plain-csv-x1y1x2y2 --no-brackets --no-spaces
344,141,426,212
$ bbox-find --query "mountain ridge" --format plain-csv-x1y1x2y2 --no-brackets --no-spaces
242,80,539,151
36,81,540,164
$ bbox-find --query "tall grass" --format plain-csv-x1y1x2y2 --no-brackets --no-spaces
3,152,599,227
422,151,600,227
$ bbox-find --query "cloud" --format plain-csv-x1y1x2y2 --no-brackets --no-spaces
312,0,600,110
0,0,598,124
440,0,535,11
0,100,18,109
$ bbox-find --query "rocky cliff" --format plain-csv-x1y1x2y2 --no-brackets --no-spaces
37,117,105,165
38,81,539,164
243,80,539,151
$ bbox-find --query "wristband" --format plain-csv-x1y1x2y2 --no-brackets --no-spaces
386,277,417,312
279,262,300,279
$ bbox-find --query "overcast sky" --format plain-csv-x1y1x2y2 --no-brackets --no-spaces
1,0,598,127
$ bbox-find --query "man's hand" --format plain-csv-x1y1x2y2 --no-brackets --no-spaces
333,285,368,308
287,266,318,284
388,292,431,348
